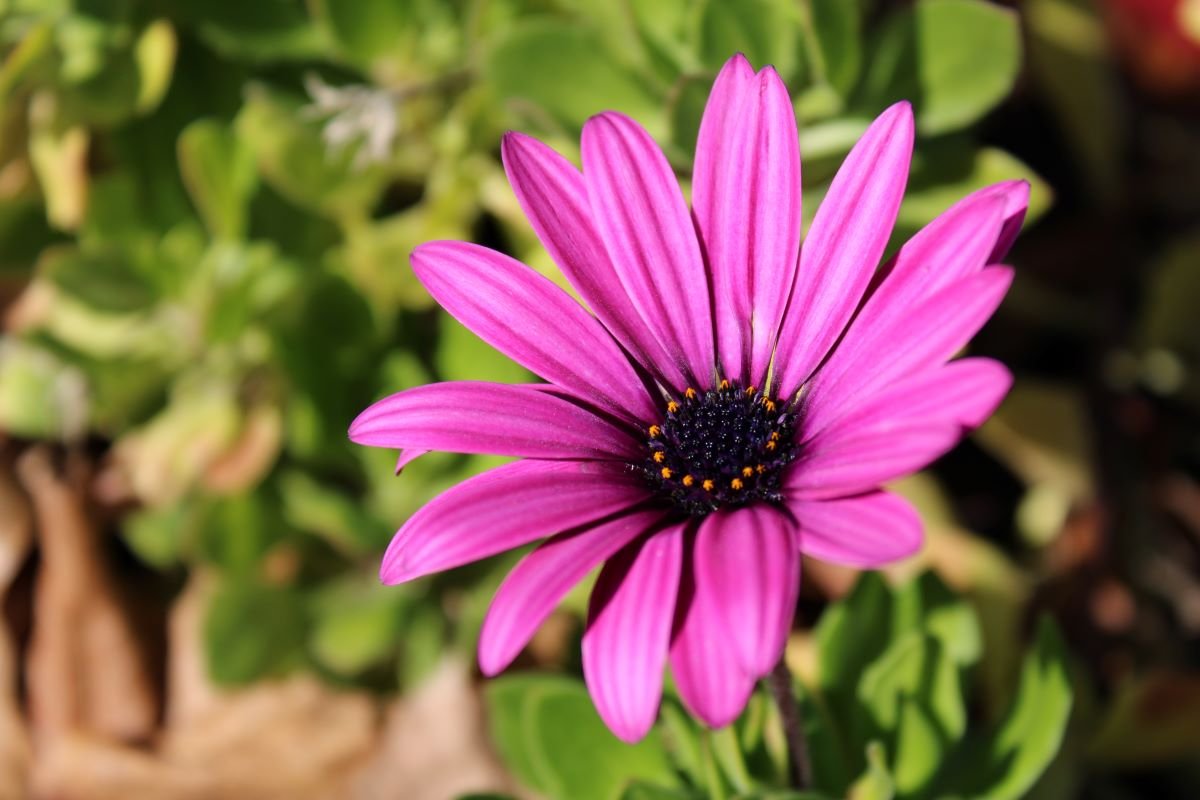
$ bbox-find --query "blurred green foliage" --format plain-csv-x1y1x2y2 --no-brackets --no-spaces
485,572,1073,800
0,0,1073,796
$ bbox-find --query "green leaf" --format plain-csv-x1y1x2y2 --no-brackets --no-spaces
815,572,892,694
397,600,447,689
0,340,86,439
856,0,1021,135
235,84,387,220
807,0,862,97
311,0,415,63
937,619,1073,800
620,783,702,800
891,571,982,669
485,19,664,136
123,504,192,569
694,0,804,81
39,245,157,312
860,634,966,742
436,312,533,384
178,119,258,239
309,573,406,678
204,578,307,685
196,491,284,574
170,0,328,62
794,680,854,796
896,144,1052,244
486,674,676,800
846,742,894,800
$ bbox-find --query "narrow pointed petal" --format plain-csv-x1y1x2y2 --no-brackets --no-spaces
693,55,801,385
694,506,800,676
786,426,959,499
349,381,642,461
789,491,923,568
802,266,1014,435
773,102,915,397
379,460,651,584
669,536,757,728
479,507,667,676
583,522,684,742
982,179,1030,262
501,132,688,390
803,358,1012,444
412,241,658,424
582,112,714,387
394,448,428,474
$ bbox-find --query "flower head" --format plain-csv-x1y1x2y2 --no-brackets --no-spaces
349,54,1025,742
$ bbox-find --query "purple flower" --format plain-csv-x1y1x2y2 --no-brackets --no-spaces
349,54,1025,742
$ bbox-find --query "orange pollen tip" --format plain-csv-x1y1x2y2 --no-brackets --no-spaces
770,431,780,441
667,401,680,413
661,467,673,479
682,475,695,487
653,451,665,463
685,387,698,400
742,466,754,478
756,464,767,474
766,441,777,452
745,386,757,395
649,425,661,437
763,400,776,412
719,379,730,390
731,478,744,490
702,479,715,492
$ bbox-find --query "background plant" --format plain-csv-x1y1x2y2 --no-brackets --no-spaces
0,1,1197,798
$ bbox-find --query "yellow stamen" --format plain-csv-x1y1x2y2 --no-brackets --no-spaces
667,401,680,414
756,464,767,475
685,387,697,400
682,475,695,487
731,478,744,490
661,467,673,479
719,379,730,390
769,431,780,441
649,425,661,438
763,399,776,412
766,441,777,452
702,479,715,492
653,451,665,463
745,385,757,395
742,466,754,478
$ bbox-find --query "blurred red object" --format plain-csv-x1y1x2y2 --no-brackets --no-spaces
1103,0,1200,92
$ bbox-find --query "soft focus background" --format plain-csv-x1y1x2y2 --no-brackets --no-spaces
0,0,1198,798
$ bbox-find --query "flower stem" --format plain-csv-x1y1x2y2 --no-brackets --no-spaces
767,657,813,790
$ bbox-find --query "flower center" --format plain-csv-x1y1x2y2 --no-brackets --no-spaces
641,380,798,516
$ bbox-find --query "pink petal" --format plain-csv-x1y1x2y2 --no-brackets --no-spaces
786,426,960,500
803,358,1013,444
694,506,800,677
501,132,688,391
583,522,684,743
349,381,642,461
582,112,715,388
773,102,915,398
379,459,651,584
669,534,757,728
983,179,1030,262
412,241,658,424
479,507,668,676
693,55,802,386
789,491,924,568
394,449,428,475
801,266,1014,436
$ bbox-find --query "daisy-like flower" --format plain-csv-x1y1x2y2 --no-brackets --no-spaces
349,54,1026,743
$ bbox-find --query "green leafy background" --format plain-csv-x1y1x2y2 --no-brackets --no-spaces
0,0,1198,798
